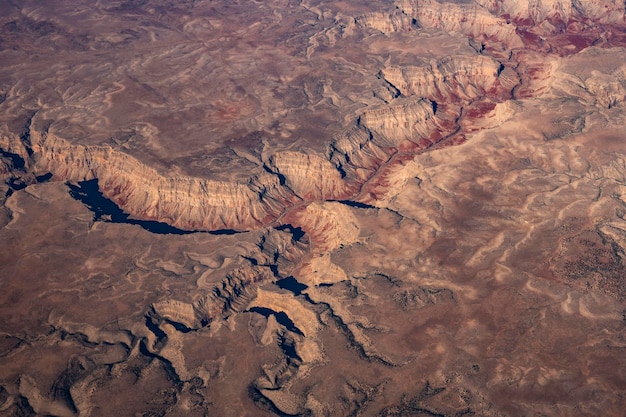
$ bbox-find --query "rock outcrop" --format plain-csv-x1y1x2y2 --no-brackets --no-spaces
397,0,524,48
283,201,361,253
475,0,625,26
3,1,626,416
359,98,440,146
267,151,348,201
355,10,415,34
193,265,274,325
295,254,349,286
550,48,626,108
380,55,503,101
4,131,299,231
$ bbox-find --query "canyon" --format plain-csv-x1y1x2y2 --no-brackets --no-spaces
1,0,626,416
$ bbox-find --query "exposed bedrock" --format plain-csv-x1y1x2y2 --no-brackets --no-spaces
249,289,322,363
1,131,299,231
358,98,441,146
551,50,626,108
396,0,626,57
326,98,458,189
1,24,605,235
283,201,361,254
150,228,309,331
155,266,273,330
396,0,524,47
356,0,625,48
355,10,415,34
474,0,625,26
380,55,505,102
267,151,348,201
0,98,456,232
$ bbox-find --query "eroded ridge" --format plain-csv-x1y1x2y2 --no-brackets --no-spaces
1,0,626,416
1,51,521,232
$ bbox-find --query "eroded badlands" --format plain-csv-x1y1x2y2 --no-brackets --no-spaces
1,0,626,416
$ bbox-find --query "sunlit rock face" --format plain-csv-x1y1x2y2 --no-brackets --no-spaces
475,0,625,25
1,0,626,416
380,55,503,101
397,0,525,47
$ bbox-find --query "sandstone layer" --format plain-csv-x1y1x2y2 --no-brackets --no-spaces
1,1,626,416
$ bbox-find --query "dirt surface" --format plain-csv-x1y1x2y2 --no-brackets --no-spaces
1,1,626,416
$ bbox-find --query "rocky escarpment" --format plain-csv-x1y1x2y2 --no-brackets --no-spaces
150,227,309,332
3,1,626,416
8,0,593,237
475,0,625,26
0,1,621,234
396,0,524,47
380,55,503,101
355,10,415,34
0,63,516,238
267,151,348,201
326,98,459,191
0,131,300,231
397,0,626,56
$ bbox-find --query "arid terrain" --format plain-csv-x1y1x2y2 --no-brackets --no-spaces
1,0,626,415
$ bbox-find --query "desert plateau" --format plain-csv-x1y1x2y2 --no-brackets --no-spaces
1,0,626,416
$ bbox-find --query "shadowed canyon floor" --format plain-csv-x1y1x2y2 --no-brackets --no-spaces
1,0,626,416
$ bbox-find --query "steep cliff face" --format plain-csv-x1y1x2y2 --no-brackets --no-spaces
4,1,626,416
513,51,560,98
1,0,620,235
193,265,273,323
359,98,441,146
24,132,299,231
0,98,455,232
381,55,503,101
355,10,415,33
326,98,458,189
550,47,626,108
283,201,360,253
586,71,626,109
328,125,392,185
151,228,309,330
267,151,348,201
475,0,625,25
396,0,524,47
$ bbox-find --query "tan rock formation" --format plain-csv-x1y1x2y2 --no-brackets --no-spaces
284,201,360,253
248,289,322,363
256,227,310,276
513,51,560,98
397,0,524,47
0,46,525,236
355,10,414,34
549,47,626,107
194,266,274,324
267,151,347,200
295,254,349,286
325,97,456,189
3,1,626,416
157,322,191,381
356,155,421,206
460,100,518,132
329,124,394,184
307,286,396,365
151,299,201,330
18,375,75,417
381,55,503,101
475,0,625,25
10,131,300,231
359,98,440,146
259,387,304,416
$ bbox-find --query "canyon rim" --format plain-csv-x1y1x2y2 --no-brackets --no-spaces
1,0,626,416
